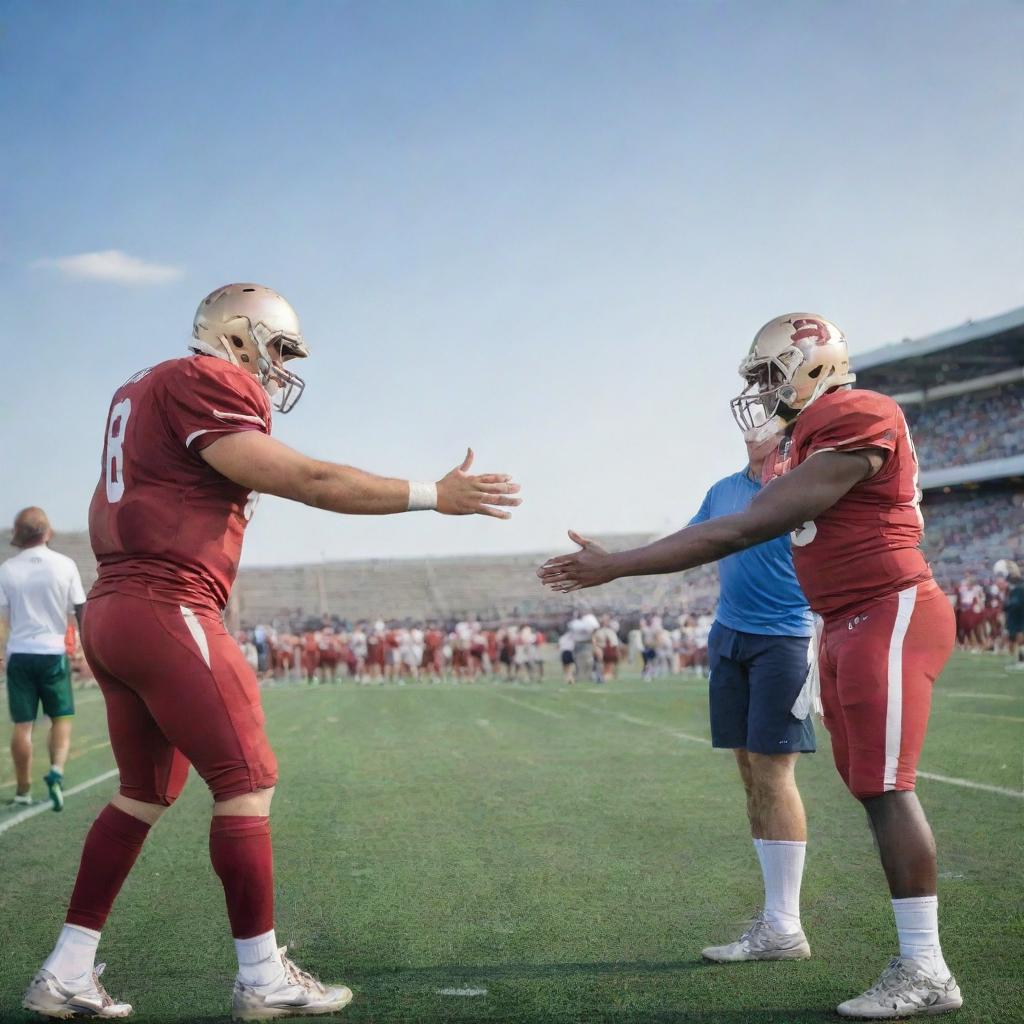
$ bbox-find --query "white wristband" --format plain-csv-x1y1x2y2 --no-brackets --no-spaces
407,481,438,512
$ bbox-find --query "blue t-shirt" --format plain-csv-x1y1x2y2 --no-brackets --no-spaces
689,468,813,638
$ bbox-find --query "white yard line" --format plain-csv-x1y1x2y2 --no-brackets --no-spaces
576,707,1023,796
578,704,711,746
0,739,112,791
949,710,1024,724
917,772,1024,800
492,693,567,720
938,692,1022,701
436,988,487,997
0,768,120,837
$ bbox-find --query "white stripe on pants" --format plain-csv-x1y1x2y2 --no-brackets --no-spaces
884,586,918,791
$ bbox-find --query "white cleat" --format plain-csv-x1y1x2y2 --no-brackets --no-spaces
232,947,353,1020
22,963,132,1019
837,957,963,1018
701,912,811,962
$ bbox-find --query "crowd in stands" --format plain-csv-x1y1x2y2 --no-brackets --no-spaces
922,489,1024,587
906,381,1024,469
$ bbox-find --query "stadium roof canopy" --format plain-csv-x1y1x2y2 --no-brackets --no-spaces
854,305,1024,393
920,454,1024,492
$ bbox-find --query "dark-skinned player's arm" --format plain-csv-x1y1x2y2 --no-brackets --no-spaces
537,449,884,592
200,431,521,519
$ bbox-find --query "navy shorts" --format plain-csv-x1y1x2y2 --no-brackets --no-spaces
1007,609,1024,638
707,622,816,755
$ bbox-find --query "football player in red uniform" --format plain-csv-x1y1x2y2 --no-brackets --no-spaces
23,283,521,1021
538,313,961,1019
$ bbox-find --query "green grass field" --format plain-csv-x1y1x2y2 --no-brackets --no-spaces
1,652,1021,1024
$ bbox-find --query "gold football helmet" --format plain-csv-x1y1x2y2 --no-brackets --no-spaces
731,312,855,433
190,283,310,412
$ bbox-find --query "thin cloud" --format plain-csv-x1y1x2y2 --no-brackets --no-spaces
32,249,183,285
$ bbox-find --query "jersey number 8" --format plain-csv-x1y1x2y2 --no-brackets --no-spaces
105,399,132,504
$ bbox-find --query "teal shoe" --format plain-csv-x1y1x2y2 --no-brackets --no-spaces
44,770,64,812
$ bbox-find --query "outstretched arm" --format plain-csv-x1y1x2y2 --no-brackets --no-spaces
538,449,881,591
201,432,521,518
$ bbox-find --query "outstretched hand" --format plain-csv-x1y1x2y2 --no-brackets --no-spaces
436,448,522,519
536,530,616,592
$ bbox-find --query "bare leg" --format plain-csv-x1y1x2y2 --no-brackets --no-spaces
747,752,806,840
49,717,73,774
11,722,33,795
861,791,937,898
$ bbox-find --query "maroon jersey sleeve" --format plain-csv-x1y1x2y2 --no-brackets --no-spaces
777,389,930,620
160,357,271,453
795,390,900,460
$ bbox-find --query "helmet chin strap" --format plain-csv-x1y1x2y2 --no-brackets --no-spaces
188,337,237,364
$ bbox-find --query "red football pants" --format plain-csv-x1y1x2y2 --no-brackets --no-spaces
819,581,954,799
83,593,278,805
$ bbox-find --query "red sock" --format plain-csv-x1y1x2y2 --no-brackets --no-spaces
66,804,152,931
209,815,275,939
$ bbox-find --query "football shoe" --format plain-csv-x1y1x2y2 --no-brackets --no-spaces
22,963,132,1019
701,912,811,962
837,956,962,1018
231,947,352,1020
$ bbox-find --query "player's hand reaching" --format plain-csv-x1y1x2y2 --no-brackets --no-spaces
537,531,616,592
437,448,522,519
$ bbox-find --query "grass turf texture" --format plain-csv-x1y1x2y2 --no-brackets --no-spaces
0,652,1021,1024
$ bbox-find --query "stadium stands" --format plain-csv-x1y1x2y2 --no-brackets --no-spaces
922,488,1024,587
227,534,719,624
905,381,1024,470
48,304,1024,626
857,304,1024,600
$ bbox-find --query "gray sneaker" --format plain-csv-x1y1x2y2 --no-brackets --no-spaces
701,912,811,962
22,963,133,1019
231,947,353,1020
837,957,963,1018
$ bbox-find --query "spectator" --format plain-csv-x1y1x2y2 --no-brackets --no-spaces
568,609,599,681
0,508,86,811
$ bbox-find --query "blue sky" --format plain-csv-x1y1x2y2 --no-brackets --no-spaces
3,1,1022,565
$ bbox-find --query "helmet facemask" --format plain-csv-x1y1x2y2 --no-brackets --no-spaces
730,349,803,434
731,313,855,436
250,322,307,414
190,283,309,414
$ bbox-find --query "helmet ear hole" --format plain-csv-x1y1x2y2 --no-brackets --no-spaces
807,365,824,379
230,335,245,349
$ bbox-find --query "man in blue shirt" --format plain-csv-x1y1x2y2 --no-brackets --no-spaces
690,433,817,964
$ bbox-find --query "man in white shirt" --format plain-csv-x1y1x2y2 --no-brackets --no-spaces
0,508,86,811
568,610,599,681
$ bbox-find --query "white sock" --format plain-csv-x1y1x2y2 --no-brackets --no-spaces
235,929,285,987
42,924,100,984
756,839,805,935
892,896,950,980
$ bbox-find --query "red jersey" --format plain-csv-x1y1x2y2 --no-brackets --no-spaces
765,388,930,619
424,629,443,651
88,356,271,613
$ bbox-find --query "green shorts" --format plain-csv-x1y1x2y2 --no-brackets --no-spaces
6,653,75,723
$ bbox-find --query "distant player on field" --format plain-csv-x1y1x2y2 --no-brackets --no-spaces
22,284,521,1021
0,507,86,812
1005,563,1024,667
687,433,817,964
539,314,961,1019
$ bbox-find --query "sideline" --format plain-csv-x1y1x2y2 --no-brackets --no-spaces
0,768,120,837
